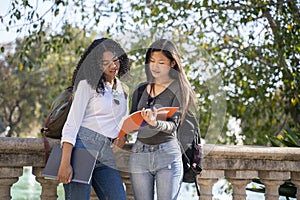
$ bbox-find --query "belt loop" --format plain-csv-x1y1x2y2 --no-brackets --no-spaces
150,145,154,152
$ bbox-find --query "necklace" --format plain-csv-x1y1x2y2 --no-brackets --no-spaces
111,78,120,105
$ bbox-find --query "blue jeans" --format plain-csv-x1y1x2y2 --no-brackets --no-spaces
63,127,126,200
130,139,183,200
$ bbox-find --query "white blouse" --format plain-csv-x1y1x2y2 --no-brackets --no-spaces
61,79,128,146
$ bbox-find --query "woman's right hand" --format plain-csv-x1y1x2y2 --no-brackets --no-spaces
57,161,73,184
57,142,73,184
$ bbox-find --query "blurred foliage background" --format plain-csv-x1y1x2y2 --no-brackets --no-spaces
0,0,299,145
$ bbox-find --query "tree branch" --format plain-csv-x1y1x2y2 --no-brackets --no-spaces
262,9,277,34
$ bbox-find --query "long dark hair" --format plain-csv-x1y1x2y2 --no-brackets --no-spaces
145,39,196,119
72,38,129,94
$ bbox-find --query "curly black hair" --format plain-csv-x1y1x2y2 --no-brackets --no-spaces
72,38,129,94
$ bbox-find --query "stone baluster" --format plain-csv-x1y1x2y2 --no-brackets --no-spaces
33,167,59,200
291,172,300,199
34,167,101,199
225,170,257,200
259,171,289,200
0,167,23,199
198,170,224,200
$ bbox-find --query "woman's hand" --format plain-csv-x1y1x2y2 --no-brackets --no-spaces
141,107,158,127
57,142,73,184
57,161,73,184
112,135,128,153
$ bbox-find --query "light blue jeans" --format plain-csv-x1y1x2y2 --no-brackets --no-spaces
63,127,126,200
130,139,183,200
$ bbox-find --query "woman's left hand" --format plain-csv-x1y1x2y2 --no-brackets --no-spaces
112,136,128,153
141,107,158,127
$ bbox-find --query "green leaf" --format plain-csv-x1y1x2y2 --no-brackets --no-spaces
284,129,300,146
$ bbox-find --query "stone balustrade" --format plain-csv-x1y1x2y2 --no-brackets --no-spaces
0,137,300,200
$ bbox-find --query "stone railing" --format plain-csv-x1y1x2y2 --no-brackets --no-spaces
1,137,300,200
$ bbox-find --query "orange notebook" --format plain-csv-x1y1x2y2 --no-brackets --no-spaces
118,107,179,138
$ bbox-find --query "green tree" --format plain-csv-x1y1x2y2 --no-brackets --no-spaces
1,0,299,145
0,25,97,137
0,51,47,136
129,0,300,145
127,0,299,145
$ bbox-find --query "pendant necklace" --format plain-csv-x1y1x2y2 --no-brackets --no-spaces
111,78,120,105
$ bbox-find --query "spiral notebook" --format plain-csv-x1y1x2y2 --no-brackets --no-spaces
42,144,98,184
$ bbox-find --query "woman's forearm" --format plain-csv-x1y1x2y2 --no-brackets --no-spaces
57,142,73,184
61,142,73,163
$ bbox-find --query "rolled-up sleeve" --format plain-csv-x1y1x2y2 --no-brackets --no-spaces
61,80,91,146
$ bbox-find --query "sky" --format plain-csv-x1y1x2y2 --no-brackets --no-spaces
0,0,17,43
0,0,120,44
0,0,74,44
0,0,58,44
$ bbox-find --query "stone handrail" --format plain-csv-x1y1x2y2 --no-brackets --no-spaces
0,137,300,200
200,144,300,200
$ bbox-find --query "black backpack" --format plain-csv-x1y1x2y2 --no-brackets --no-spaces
41,86,74,139
177,111,202,196
136,82,202,196
40,86,74,163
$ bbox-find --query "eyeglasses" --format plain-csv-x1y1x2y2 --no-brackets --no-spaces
147,96,156,108
101,57,120,68
112,89,120,105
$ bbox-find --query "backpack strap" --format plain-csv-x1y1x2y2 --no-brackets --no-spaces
194,179,201,196
129,82,148,114
137,82,148,100
41,130,50,164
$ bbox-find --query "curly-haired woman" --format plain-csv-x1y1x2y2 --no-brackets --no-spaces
57,38,129,200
